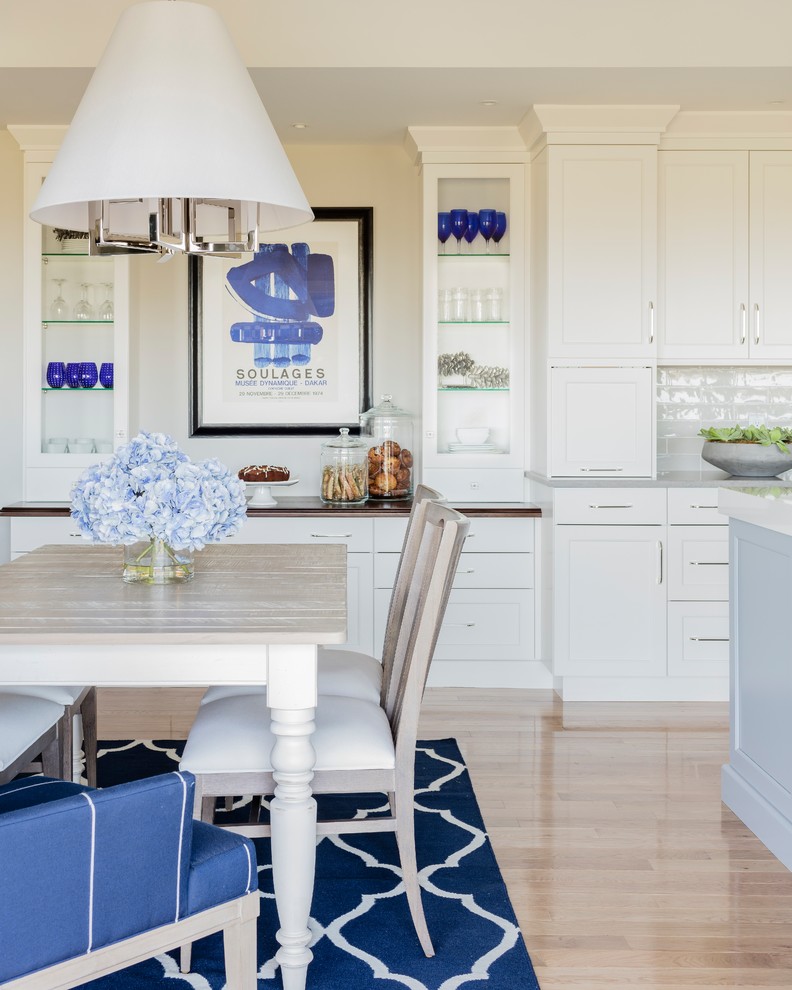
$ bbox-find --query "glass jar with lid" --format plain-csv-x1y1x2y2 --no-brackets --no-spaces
320,428,368,504
360,395,415,500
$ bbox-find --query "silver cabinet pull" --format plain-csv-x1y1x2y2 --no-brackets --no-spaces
589,504,634,509
689,505,717,510
755,302,761,345
310,533,353,539
446,622,476,628
689,561,728,566
689,636,729,642
657,541,663,584
740,302,746,345
580,467,624,472
648,300,655,344
456,568,476,575
69,532,83,538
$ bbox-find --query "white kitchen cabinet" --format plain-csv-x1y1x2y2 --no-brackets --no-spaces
541,145,658,358
419,162,526,501
554,524,667,677
11,133,130,502
667,525,729,602
549,365,655,478
667,602,730,678
658,150,792,361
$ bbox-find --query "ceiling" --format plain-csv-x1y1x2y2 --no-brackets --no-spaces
1,1,792,145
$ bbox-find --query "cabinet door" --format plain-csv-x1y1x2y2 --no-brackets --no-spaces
554,524,666,677
658,151,749,360
549,365,654,478
749,151,792,360
547,145,657,357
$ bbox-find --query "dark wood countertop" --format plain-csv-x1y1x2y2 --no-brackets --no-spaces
1,497,541,519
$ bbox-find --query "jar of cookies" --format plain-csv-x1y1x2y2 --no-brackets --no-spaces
360,395,414,500
320,428,368,504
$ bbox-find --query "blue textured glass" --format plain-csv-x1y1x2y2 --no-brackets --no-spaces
78,362,98,388
99,362,114,389
46,361,66,389
65,363,81,388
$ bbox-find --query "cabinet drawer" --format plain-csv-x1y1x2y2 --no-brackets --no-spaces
374,515,533,553
554,488,666,525
231,516,373,552
10,516,87,555
668,526,729,601
374,551,533,589
667,488,723,525
374,587,534,661
667,601,730,677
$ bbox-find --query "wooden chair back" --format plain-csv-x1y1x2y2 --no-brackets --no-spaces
384,502,469,751
379,484,444,705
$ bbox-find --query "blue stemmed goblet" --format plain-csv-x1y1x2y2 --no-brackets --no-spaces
478,209,497,254
45,361,66,389
437,212,452,255
463,211,479,253
78,362,98,389
449,209,469,255
99,362,114,389
493,212,508,251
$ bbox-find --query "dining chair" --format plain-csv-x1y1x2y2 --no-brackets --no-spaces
0,691,64,786
0,685,97,785
180,501,470,959
0,770,258,990
199,484,445,708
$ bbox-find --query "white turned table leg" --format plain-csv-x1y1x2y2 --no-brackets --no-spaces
267,644,319,990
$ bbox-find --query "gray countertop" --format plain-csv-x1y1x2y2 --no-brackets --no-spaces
525,470,792,489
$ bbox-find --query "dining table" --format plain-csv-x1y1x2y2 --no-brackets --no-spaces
0,541,348,990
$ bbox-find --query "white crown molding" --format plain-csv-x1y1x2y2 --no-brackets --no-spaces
520,104,681,154
404,126,528,165
660,110,792,150
6,124,67,151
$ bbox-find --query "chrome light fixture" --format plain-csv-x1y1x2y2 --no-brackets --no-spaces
29,0,313,257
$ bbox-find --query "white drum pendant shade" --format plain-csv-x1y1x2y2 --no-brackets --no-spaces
29,0,312,236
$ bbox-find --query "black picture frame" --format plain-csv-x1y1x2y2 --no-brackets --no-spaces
189,207,373,436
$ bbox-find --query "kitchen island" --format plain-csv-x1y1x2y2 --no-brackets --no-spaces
719,486,792,870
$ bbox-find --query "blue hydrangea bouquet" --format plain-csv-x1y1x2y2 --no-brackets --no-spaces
70,431,247,583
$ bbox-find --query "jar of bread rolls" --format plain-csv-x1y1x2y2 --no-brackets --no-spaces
360,395,414,500
320,428,368,504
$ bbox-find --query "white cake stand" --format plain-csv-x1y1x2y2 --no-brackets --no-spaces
245,479,299,507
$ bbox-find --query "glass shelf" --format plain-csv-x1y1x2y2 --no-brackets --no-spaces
439,321,509,327
42,387,114,393
438,386,509,393
437,252,509,258
42,252,90,258
42,320,114,327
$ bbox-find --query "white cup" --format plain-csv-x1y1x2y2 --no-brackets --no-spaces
95,441,113,454
456,427,490,445
46,437,68,453
70,438,95,454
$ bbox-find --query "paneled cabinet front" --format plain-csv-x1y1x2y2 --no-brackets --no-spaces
658,150,792,361
541,145,658,358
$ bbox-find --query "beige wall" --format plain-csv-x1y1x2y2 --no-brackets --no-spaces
2,140,422,502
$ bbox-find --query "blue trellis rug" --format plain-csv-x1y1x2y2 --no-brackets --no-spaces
92,738,540,990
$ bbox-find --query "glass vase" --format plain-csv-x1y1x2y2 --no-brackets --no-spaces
123,538,194,584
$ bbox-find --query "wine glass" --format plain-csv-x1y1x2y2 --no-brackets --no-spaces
492,212,508,251
478,210,497,253
99,362,114,389
449,209,469,254
50,279,68,320
463,211,479,253
437,213,452,254
99,282,114,321
74,283,94,320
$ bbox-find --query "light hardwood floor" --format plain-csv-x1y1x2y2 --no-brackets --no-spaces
96,687,792,989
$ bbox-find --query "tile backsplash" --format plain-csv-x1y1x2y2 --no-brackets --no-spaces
657,366,792,474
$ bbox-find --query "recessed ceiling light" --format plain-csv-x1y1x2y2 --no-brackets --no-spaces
479,100,497,108
292,122,309,129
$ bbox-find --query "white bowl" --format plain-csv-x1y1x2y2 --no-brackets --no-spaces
456,427,490,445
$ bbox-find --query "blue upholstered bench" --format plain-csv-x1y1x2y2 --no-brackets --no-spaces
0,771,258,990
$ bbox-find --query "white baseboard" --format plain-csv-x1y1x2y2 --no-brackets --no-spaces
722,764,792,871
427,659,553,689
554,675,729,701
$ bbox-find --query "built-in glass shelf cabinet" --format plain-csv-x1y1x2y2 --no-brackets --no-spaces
15,139,130,501
420,163,525,501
